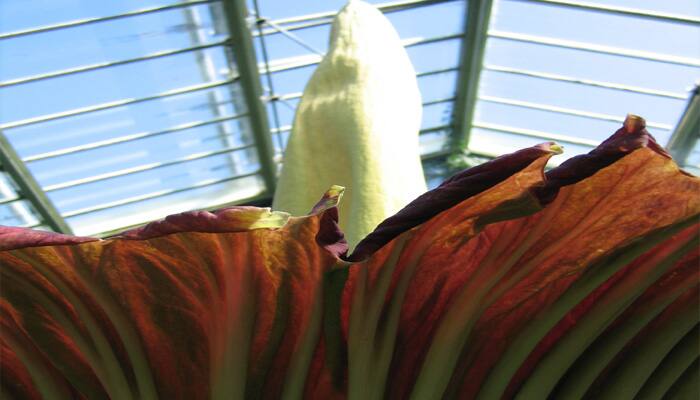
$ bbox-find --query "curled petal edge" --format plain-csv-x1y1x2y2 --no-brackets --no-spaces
349,116,673,261
347,142,562,261
0,226,97,251
0,187,347,257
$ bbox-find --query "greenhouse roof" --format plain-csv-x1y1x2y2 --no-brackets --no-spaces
0,0,698,236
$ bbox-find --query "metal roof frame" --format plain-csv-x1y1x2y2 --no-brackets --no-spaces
220,0,278,195
1,0,698,234
0,0,277,234
667,85,700,165
0,130,72,233
450,0,494,152
450,0,700,155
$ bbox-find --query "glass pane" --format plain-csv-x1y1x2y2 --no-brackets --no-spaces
418,70,458,103
469,127,592,164
485,38,699,95
0,199,41,227
591,0,700,15
0,0,201,34
1,1,261,234
384,1,465,39
492,0,700,59
28,119,253,188
2,47,236,124
254,24,330,62
67,173,265,236
267,97,299,132
253,0,371,21
684,141,700,175
6,84,251,160
423,156,459,189
49,146,260,213
420,126,450,155
477,0,700,161
422,100,453,130
0,171,21,202
254,0,464,28
268,64,316,99
0,3,225,83
474,100,672,144
407,38,461,75
478,69,687,131
0,166,43,227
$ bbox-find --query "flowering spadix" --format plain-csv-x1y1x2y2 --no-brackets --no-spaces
272,0,426,250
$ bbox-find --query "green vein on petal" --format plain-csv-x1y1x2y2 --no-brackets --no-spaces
477,219,698,400
514,229,698,399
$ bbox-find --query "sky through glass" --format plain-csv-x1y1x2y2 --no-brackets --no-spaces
0,0,698,235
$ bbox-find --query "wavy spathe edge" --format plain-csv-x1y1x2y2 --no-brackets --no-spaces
0,115,677,257
0,188,344,253
347,114,671,261
536,114,670,203
0,227,97,251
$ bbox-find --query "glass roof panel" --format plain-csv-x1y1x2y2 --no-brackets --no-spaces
0,3,224,82
382,1,464,38
470,0,700,159
422,101,454,130
479,69,685,125
484,38,698,95
0,0,266,236
591,0,700,15
2,0,697,235
406,38,462,74
0,170,20,203
475,100,623,144
6,85,249,159
65,173,264,236
491,1,700,58
0,199,41,227
685,140,700,175
0,168,43,228
0,0,203,33
251,0,462,23
2,48,235,124
469,126,593,161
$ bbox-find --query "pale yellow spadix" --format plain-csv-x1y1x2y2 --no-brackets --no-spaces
272,0,427,249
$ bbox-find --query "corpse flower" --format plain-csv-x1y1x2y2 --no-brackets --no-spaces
1,115,698,399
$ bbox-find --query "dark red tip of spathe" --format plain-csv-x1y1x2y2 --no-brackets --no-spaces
535,115,670,204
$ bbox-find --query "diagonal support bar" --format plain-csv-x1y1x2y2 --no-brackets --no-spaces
666,85,700,165
220,0,278,195
450,0,494,152
0,131,72,233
